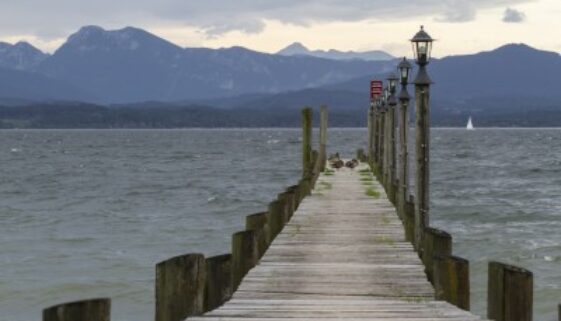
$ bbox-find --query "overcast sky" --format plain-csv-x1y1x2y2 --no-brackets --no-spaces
0,0,558,57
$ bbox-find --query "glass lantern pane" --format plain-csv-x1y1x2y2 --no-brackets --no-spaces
418,42,427,54
400,68,408,79
417,42,428,62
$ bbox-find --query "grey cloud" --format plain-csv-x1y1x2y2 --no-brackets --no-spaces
201,19,266,37
434,0,477,23
503,8,526,23
0,0,534,40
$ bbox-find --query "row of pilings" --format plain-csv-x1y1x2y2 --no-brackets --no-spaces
363,69,535,320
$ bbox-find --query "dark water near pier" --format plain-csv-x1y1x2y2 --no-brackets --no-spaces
1,128,560,321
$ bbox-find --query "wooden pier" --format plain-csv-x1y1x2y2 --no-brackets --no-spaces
189,164,480,321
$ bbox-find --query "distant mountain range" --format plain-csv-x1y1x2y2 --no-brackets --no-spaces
0,26,394,104
277,42,394,61
1,25,561,127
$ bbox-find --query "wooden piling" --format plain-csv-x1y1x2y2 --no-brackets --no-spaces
374,108,380,165
356,148,366,162
383,110,390,188
299,178,311,200
310,150,320,187
232,230,259,290
286,185,300,212
43,298,110,321
389,104,397,201
392,179,399,206
488,261,533,321
404,196,416,243
422,227,452,283
266,200,284,239
302,107,312,177
378,110,385,181
414,87,431,251
155,253,206,321
204,254,233,312
433,255,470,310
319,105,328,172
368,105,374,166
398,99,410,224
277,192,293,223
246,212,270,257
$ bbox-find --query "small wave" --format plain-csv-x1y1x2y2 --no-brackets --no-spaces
207,196,217,202
10,148,21,153
267,139,280,144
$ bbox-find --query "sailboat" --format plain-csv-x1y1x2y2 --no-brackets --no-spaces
466,116,474,130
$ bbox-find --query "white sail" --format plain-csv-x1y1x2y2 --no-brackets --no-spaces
466,117,474,130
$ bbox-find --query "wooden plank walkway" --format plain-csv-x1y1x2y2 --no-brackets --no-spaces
190,163,484,321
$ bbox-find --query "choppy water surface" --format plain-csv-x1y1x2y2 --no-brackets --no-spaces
1,128,560,321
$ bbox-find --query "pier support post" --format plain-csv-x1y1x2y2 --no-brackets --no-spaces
267,200,284,239
155,254,206,321
356,148,366,162
398,57,412,220
389,104,397,203
302,107,312,177
277,192,293,223
422,228,452,283
43,298,110,321
286,185,300,212
414,85,431,251
398,101,409,218
246,212,270,257
368,104,374,165
232,230,259,290
310,150,320,186
433,255,470,310
488,262,533,321
383,109,390,187
299,178,311,200
404,195,416,243
373,108,379,167
378,109,385,181
319,106,328,172
204,254,233,312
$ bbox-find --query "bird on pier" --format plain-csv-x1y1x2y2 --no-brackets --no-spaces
345,159,359,169
328,153,344,169
331,159,344,169
328,153,340,162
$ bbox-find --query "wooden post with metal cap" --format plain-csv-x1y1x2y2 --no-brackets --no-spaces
397,57,412,219
387,72,399,202
411,25,434,251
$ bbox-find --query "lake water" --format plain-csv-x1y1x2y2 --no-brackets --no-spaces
1,128,560,321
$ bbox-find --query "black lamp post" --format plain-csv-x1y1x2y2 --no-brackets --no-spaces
411,25,434,250
386,73,399,199
398,57,412,218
